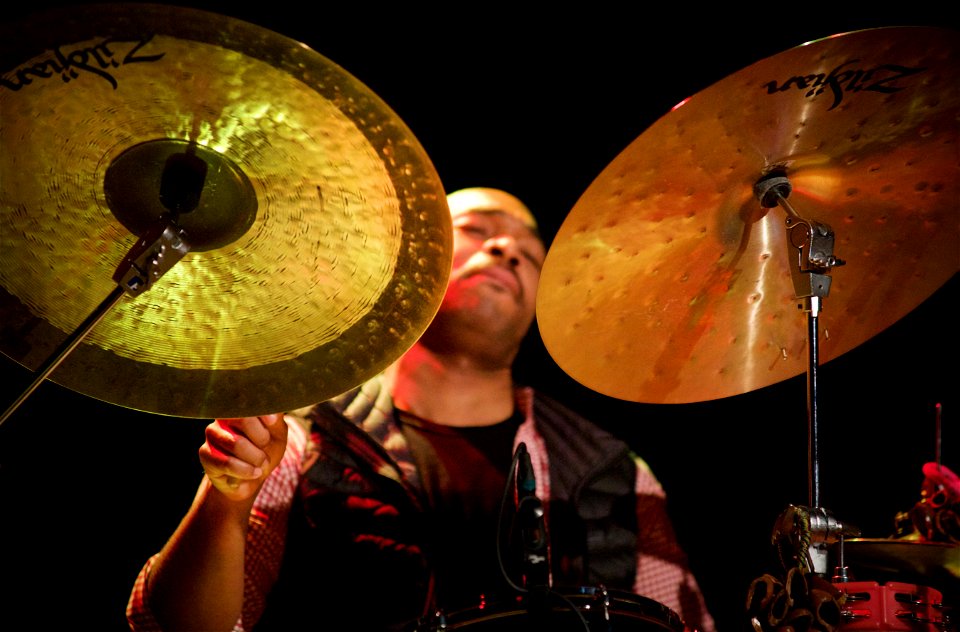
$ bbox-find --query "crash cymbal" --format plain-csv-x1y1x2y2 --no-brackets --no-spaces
0,3,452,419
537,26,959,404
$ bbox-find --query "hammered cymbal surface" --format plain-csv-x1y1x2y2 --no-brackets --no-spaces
537,26,959,404
0,3,453,418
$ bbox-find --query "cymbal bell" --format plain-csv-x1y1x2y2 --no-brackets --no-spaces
537,26,959,404
0,3,453,419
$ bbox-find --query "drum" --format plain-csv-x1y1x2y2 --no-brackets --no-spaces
835,581,951,631
410,586,687,631
837,539,958,630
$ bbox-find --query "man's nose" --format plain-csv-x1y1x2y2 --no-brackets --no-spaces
486,235,521,267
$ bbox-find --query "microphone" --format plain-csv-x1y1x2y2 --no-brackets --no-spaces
515,443,549,588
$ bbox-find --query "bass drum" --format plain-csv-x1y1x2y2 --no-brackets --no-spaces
412,586,687,631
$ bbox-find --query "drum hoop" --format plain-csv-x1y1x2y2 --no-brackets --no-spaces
430,586,686,631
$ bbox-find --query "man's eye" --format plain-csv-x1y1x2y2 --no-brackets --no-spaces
522,252,544,270
459,225,487,237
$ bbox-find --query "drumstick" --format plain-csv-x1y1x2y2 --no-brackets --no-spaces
935,402,942,471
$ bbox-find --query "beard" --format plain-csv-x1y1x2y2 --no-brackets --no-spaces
422,283,534,368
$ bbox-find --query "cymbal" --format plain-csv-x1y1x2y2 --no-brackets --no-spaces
841,538,960,581
536,26,959,404
0,3,453,419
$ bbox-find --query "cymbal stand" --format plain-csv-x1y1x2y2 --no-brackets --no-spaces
754,173,854,574
0,217,190,427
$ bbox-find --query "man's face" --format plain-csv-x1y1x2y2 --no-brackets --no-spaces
441,209,546,339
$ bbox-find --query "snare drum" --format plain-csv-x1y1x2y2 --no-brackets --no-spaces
411,586,686,631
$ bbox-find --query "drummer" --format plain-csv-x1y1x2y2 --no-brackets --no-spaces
126,187,717,632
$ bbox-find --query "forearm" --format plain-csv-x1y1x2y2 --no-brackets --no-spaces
148,476,255,632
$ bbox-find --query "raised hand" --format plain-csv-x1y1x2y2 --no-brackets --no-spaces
199,414,289,502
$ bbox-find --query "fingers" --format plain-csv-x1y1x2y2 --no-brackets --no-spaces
263,412,287,440
199,415,286,493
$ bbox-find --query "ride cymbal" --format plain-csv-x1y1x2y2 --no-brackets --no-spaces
0,3,453,419
537,26,959,404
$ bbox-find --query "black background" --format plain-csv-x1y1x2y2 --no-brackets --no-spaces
1,3,957,631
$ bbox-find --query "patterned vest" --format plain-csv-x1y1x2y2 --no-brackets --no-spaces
254,376,639,631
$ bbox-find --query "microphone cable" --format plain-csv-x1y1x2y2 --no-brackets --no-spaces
495,442,590,631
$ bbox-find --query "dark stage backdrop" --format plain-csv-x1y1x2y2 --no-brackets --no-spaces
1,3,957,631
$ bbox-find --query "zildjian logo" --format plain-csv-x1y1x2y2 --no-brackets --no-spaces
761,59,927,110
1,35,165,91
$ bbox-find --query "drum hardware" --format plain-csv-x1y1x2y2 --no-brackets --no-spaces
0,3,453,421
494,442,554,605
1,169,196,426
938,404,944,469
747,564,849,631
479,445,689,630
753,171,845,512
752,172,864,600
834,581,951,631
746,507,857,631
408,587,686,631
824,412,959,631
898,409,960,545
772,505,861,577
515,442,550,590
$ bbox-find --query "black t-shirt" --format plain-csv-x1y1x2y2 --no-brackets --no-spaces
395,407,524,614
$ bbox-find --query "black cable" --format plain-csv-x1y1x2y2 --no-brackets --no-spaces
494,442,590,631
495,442,527,593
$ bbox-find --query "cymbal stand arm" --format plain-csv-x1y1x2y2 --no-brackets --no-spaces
754,174,845,510
0,218,190,427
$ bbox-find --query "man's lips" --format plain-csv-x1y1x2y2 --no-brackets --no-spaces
468,265,521,294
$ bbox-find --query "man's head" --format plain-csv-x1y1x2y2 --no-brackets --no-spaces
446,187,540,239
423,187,545,367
